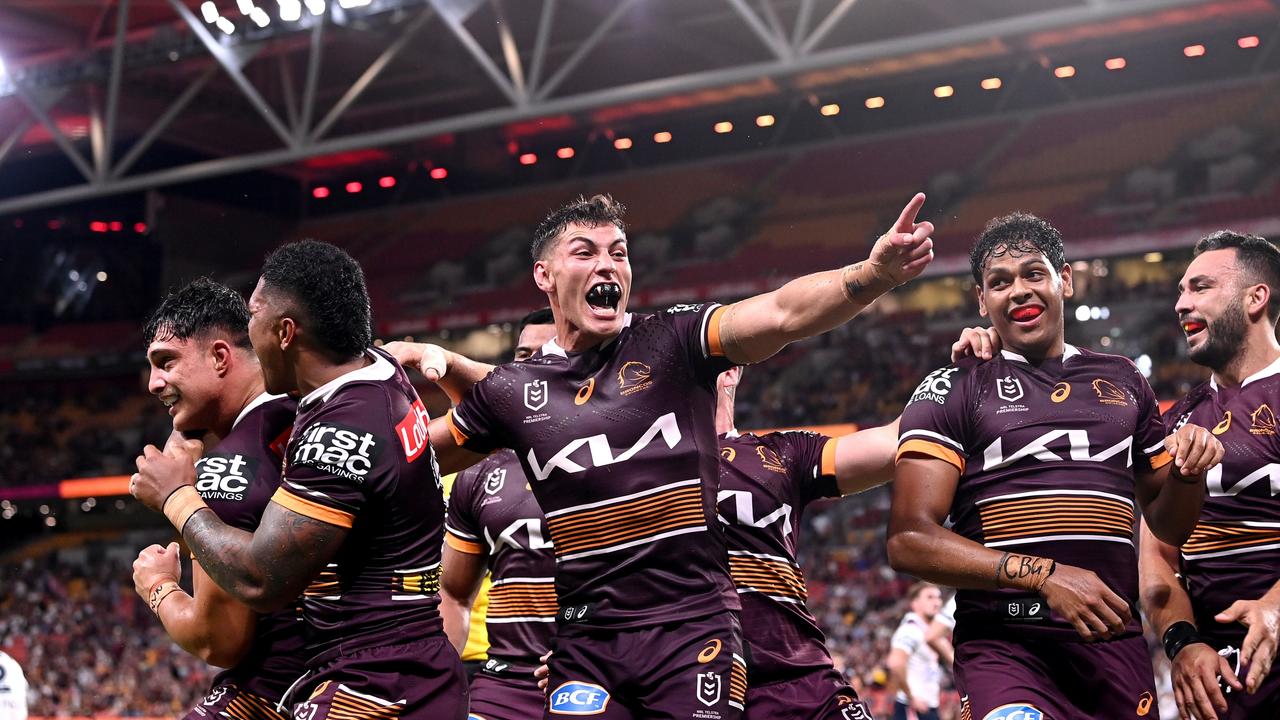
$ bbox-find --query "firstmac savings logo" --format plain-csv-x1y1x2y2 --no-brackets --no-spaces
524,380,549,412
484,467,506,495
618,361,653,396
292,422,381,482
195,454,257,501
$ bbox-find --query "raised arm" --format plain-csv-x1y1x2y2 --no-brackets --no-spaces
888,454,1133,642
132,542,256,667
717,194,934,365
832,416,900,495
382,341,495,405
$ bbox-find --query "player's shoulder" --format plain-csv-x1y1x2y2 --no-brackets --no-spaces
298,350,404,424
907,357,982,407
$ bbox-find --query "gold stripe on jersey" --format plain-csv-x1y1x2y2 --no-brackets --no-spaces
224,688,288,720
1182,521,1280,559
978,492,1135,546
486,578,558,621
444,531,484,554
325,685,403,720
897,439,965,473
820,438,838,477
706,305,728,357
272,488,355,528
728,551,808,603
305,568,341,599
393,565,441,598
729,654,747,709
544,479,706,560
443,409,469,447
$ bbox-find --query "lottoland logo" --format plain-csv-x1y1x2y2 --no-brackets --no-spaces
292,422,380,482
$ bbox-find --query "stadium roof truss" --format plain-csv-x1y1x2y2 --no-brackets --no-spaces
0,0,1266,214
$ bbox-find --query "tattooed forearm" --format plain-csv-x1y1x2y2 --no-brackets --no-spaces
182,504,347,613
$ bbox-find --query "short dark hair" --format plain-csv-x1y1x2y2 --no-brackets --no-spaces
530,194,627,260
144,277,251,349
1194,230,1280,323
970,212,1067,285
260,240,372,361
518,308,555,333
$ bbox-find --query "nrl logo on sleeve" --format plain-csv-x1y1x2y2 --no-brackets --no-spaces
695,671,722,707
524,379,549,412
483,467,506,495
666,303,705,314
292,422,381,482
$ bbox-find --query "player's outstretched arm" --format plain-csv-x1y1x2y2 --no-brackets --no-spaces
132,542,256,667
383,341,496,405
429,416,488,476
715,194,934,364
833,416,900,495
1136,423,1221,546
890,455,1134,642
439,544,488,654
1139,520,1240,720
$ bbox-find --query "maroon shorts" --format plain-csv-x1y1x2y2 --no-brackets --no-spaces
1205,638,1280,719
744,667,874,720
184,683,288,720
291,636,468,720
954,635,1157,720
468,672,545,720
546,611,745,719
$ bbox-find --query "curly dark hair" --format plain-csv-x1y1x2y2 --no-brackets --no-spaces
260,240,372,361
969,212,1067,285
143,277,251,349
1194,230,1280,323
530,194,627,260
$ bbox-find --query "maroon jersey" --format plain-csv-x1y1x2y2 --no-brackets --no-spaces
1163,358,1280,645
445,449,555,673
896,345,1173,642
195,393,306,700
716,430,840,682
446,305,739,632
271,347,447,662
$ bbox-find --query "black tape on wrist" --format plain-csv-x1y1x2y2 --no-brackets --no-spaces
1163,621,1205,660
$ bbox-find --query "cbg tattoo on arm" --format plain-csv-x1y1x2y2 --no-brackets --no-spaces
995,552,1057,593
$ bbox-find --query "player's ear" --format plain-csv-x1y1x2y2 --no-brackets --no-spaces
1244,281,1269,322
1060,263,1074,300
533,257,554,293
208,338,233,376
279,316,297,351
975,284,989,318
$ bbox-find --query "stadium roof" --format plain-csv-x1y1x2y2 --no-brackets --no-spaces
0,0,1272,214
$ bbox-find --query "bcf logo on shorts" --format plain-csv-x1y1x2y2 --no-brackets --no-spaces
549,682,610,715
984,705,1043,720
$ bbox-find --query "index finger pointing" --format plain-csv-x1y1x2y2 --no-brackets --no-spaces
894,193,926,232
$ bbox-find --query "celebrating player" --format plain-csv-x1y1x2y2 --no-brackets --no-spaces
1141,231,1280,720
421,192,933,718
130,278,303,720
888,212,1222,719
714,366,892,720
411,309,558,720
131,241,466,720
